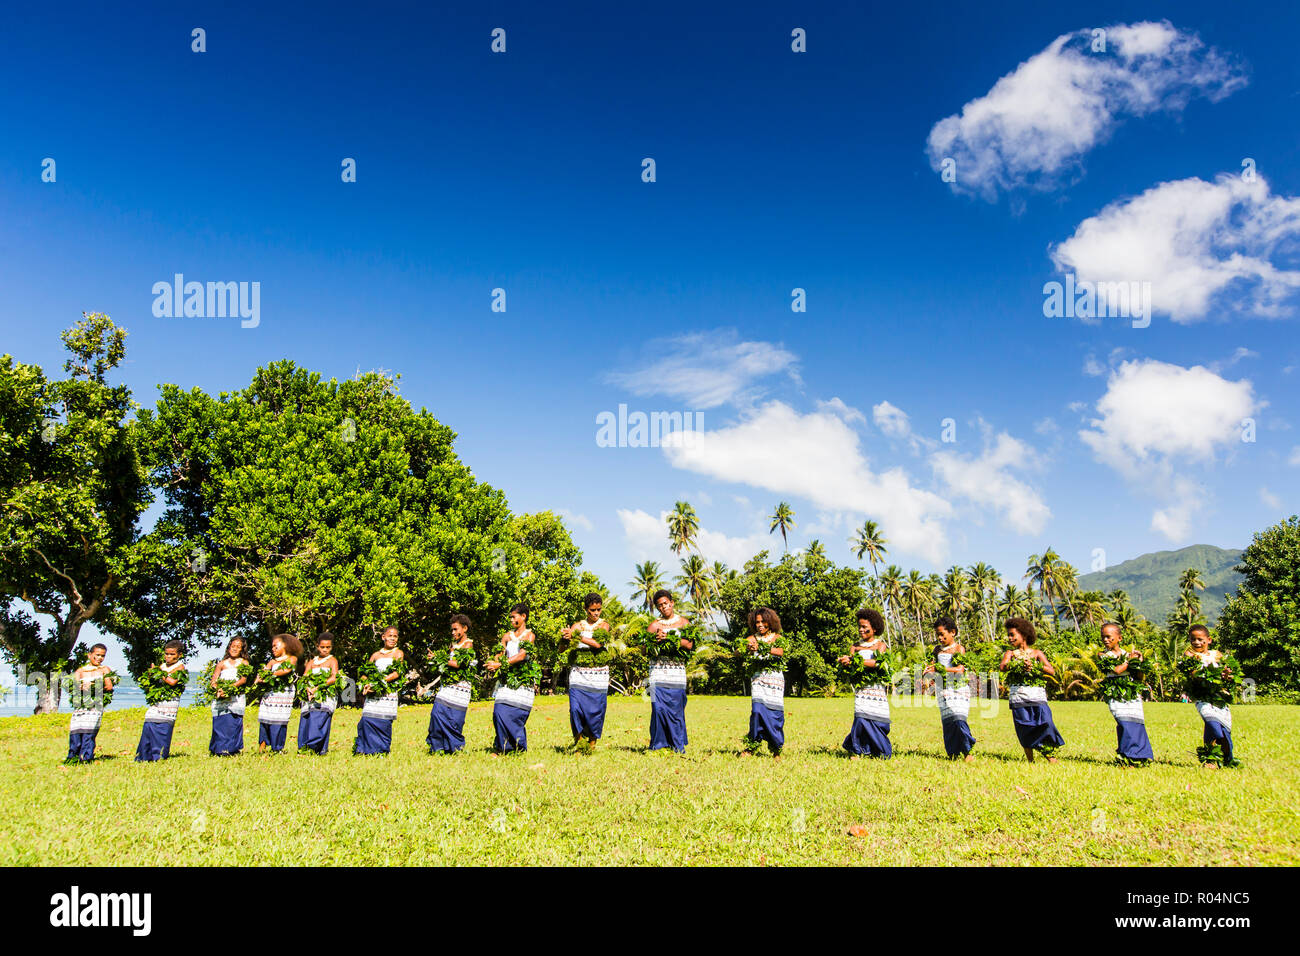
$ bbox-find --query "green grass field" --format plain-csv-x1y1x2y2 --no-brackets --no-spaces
3,696,1296,865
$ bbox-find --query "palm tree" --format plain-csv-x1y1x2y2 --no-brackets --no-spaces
666,501,699,554
938,566,971,623
902,570,931,644
805,539,827,562
1076,590,1109,628
628,560,665,611
996,584,1032,622
1024,548,1076,633
850,520,888,578
1179,568,1206,595
675,554,713,612
878,564,905,639
968,562,1001,641
769,502,796,551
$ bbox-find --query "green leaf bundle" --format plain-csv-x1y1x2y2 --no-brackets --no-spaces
213,662,254,702
357,658,408,697
734,634,789,676
65,669,121,709
1177,652,1242,707
564,630,611,668
1098,652,1146,703
296,667,340,703
633,625,699,663
496,643,542,689
137,664,188,705
1002,651,1048,687
430,645,479,682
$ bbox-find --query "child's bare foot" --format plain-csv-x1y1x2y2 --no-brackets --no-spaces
738,750,752,758
964,754,976,763
1046,757,1058,764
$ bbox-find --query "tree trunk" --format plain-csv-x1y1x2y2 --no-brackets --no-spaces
31,619,84,714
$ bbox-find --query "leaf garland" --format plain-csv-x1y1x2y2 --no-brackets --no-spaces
494,642,542,689
430,645,479,682
251,658,296,700
1196,741,1241,768
1002,649,1049,687
296,667,341,703
65,669,121,709
137,663,188,705
213,662,255,702
734,634,789,677
1177,652,1242,707
564,629,612,668
1098,651,1147,703
633,625,700,663
836,649,897,687
357,658,408,697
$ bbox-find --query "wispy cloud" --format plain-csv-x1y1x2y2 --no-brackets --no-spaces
613,329,799,409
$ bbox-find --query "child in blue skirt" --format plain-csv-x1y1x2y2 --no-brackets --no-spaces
562,593,611,752
298,633,340,755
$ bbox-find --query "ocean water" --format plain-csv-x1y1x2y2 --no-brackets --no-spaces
0,681,202,718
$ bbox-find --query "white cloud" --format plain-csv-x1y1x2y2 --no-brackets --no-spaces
1083,354,1106,377
1150,477,1206,540
1209,347,1259,372
1080,359,1259,467
1080,359,1261,540
659,401,953,562
931,432,1052,535
1260,487,1281,509
927,21,1245,200
817,397,866,424
614,329,799,409
1052,175,1300,323
1289,446,1300,467
617,508,778,570
556,509,594,532
872,400,911,437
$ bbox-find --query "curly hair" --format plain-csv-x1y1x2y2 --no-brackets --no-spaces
1003,617,1036,645
856,607,886,637
747,607,782,635
272,633,304,658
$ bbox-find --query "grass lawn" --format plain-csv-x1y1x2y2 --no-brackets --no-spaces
2,695,1295,866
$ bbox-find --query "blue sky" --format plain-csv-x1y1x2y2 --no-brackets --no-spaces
2,1,1298,682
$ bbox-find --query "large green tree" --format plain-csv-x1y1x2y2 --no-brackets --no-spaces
0,314,150,712
116,360,519,675
1218,516,1300,694
713,549,867,694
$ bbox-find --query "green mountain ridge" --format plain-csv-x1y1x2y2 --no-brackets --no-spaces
1075,544,1243,625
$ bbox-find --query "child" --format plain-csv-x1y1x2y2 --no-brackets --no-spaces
840,608,892,759
67,644,115,763
487,604,537,754
561,593,611,752
999,617,1064,763
646,590,694,753
1185,624,1236,767
926,617,975,761
353,627,404,755
135,641,188,762
298,633,340,755
209,637,250,756
1099,621,1153,766
741,607,786,757
427,615,476,754
255,634,300,753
